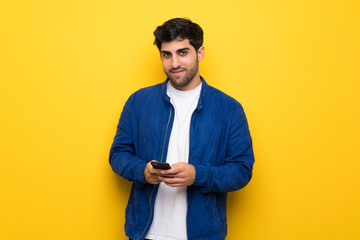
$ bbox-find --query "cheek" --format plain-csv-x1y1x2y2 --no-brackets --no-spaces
184,60,196,69
161,59,171,70
183,56,197,67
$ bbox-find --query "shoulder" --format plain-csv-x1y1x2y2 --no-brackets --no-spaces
125,82,164,105
204,84,244,110
131,83,163,98
204,84,250,132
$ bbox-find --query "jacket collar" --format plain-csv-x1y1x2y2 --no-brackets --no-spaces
161,76,208,111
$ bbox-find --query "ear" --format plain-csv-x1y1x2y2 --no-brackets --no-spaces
197,46,205,62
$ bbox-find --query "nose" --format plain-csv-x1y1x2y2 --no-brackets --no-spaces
171,55,180,69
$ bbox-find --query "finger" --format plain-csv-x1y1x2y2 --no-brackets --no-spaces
149,168,162,174
164,182,185,187
159,176,183,185
160,168,181,175
162,171,186,178
149,177,162,184
171,162,187,169
159,172,178,178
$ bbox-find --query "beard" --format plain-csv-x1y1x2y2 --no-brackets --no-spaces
165,60,199,89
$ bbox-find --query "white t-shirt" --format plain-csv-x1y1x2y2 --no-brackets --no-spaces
145,82,202,240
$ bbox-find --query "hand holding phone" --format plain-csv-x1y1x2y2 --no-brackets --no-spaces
151,161,171,170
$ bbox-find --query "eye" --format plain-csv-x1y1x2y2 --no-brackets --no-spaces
162,52,171,58
179,50,188,56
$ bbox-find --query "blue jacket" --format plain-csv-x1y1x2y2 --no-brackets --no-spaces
109,78,255,240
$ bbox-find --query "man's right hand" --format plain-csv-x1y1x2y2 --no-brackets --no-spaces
144,161,163,184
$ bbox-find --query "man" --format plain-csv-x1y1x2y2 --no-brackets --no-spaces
109,18,255,240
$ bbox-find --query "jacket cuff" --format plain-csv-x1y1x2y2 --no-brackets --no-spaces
193,165,211,188
134,161,148,187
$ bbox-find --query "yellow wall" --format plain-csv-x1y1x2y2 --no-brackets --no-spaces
1,0,359,239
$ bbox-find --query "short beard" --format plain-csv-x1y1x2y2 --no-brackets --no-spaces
166,57,199,89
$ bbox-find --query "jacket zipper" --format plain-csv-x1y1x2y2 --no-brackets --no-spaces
160,106,173,163
136,106,173,240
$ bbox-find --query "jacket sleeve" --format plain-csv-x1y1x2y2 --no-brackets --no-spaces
109,95,148,188
193,103,255,193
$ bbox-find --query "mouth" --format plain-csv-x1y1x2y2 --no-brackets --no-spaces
170,69,186,77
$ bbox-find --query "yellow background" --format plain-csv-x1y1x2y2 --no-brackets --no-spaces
1,0,359,239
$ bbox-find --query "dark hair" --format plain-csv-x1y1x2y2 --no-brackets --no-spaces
153,18,203,51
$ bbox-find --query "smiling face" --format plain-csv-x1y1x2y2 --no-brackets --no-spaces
160,38,204,91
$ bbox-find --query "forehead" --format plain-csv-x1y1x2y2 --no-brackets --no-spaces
160,39,195,52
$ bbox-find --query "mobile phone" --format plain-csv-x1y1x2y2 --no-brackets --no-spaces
151,162,171,170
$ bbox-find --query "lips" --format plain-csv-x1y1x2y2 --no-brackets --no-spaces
170,69,186,77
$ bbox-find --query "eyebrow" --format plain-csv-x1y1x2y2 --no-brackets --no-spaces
161,50,171,55
176,47,191,52
161,47,191,55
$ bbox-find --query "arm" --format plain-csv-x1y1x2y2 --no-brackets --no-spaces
109,96,148,187
193,103,255,193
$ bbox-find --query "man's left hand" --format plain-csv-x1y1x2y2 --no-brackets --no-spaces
158,162,195,187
